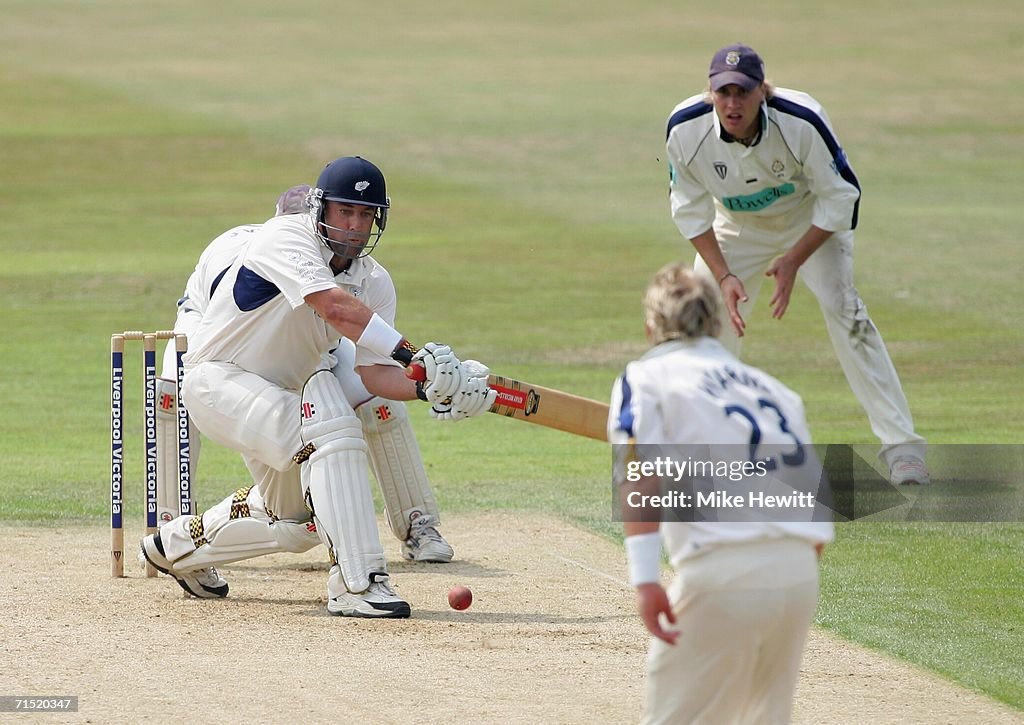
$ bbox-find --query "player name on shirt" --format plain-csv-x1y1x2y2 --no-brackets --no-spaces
699,364,772,399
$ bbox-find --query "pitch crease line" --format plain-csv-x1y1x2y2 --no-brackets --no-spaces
549,552,630,589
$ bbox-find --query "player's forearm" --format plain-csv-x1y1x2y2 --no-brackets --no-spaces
356,364,419,402
624,520,659,537
784,225,833,268
306,287,375,341
306,288,416,365
689,228,731,281
620,475,662,536
622,488,662,587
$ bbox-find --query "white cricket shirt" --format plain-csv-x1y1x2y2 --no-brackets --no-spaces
183,213,399,391
174,224,263,336
665,88,861,240
609,338,834,564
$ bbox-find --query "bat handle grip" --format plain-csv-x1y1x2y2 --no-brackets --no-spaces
406,363,426,383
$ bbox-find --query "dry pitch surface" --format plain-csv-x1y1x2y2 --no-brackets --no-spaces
3,515,1021,724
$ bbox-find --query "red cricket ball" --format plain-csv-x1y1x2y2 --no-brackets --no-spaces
447,584,473,611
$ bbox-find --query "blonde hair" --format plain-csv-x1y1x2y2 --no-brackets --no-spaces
644,262,722,344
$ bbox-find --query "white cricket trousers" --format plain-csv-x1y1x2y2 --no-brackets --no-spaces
641,539,820,725
181,361,308,521
160,353,383,563
693,199,925,467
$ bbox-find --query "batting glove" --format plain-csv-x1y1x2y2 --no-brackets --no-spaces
429,365,497,421
411,342,464,404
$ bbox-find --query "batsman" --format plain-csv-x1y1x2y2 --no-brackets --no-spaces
152,185,461,568
142,156,495,618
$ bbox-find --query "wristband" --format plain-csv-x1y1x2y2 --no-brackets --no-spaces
718,272,737,285
391,339,419,367
356,313,404,360
625,532,662,587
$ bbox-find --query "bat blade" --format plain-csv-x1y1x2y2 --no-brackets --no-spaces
486,374,608,442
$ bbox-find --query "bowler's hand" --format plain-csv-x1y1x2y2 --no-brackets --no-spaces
636,583,679,645
720,275,748,337
766,255,799,319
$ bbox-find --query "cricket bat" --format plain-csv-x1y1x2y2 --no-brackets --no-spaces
408,365,609,441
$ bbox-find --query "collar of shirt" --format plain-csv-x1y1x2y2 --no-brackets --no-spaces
333,254,368,280
641,336,730,361
714,99,769,146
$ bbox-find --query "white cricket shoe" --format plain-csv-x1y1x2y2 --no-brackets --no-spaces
328,572,411,618
140,533,229,599
890,456,931,486
401,513,454,563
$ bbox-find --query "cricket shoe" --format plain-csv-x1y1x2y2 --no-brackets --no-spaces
890,456,931,486
140,533,229,599
401,513,454,563
328,572,411,618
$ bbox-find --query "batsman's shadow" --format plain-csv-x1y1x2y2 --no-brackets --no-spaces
227,561,331,573
410,610,634,625
386,559,509,578
226,560,508,579
225,602,633,623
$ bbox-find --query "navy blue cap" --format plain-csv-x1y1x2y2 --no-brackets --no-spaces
709,44,765,91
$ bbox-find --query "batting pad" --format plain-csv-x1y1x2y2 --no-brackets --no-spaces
329,338,374,408
299,370,386,593
155,377,200,525
174,518,320,572
357,397,439,541
164,485,319,570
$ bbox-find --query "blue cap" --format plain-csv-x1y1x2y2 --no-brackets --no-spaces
709,44,765,91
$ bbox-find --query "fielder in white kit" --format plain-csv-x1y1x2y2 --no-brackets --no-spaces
142,156,495,618
610,262,834,724
665,43,929,485
152,184,456,578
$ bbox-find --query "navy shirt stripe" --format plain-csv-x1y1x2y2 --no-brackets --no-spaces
616,372,636,438
209,265,230,300
666,101,713,140
768,96,861,228
233,265,281,312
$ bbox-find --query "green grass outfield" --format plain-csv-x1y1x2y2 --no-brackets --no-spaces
2,0,1022,710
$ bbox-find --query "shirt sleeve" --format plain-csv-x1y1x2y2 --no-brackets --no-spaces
246,222,337,310
608,372,633,444
790,102,861,232
806,145,860,231
667,147,716,240
608,363,662,444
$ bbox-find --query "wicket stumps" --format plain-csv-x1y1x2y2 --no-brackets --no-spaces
110,331,193,578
